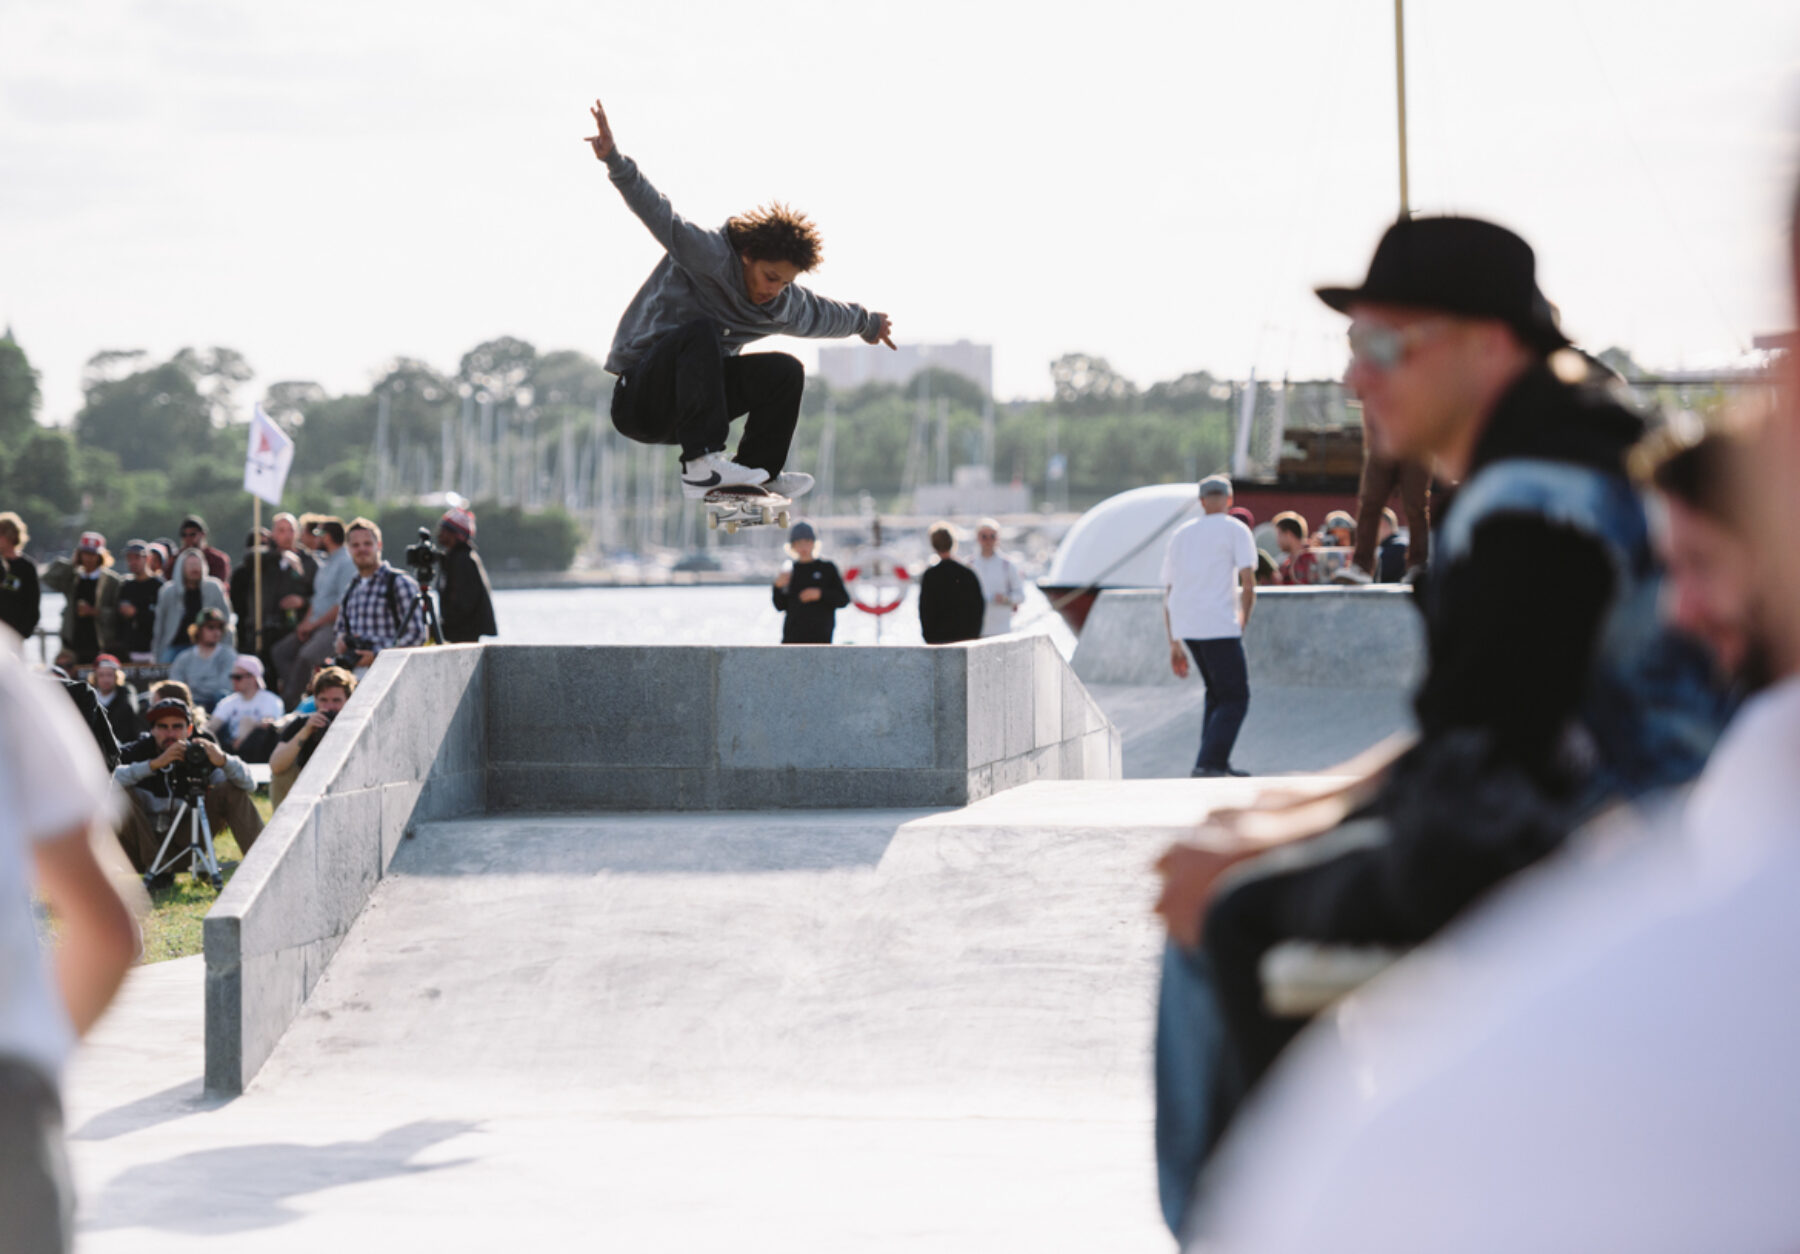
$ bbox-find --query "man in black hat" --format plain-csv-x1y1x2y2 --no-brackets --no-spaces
1146,216,1729,1236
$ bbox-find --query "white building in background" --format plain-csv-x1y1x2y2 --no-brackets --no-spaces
815,339,992,396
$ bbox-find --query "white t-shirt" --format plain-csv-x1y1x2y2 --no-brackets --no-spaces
1160,512,1256,640
211,688,285,743
0,643,113,1079
968,551,1025,637
1198,677,1800,1254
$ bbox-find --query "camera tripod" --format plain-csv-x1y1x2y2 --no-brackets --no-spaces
143,789,224,891
408,581,445,647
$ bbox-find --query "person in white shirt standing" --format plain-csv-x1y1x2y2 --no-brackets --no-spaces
0,634,138,1252
969,518,1025,637
1162,475,1258,778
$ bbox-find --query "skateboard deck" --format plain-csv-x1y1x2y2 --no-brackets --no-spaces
703,485,793,534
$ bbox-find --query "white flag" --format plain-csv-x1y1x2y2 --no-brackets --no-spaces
243,402,295,506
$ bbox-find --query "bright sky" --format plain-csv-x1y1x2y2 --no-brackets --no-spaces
5,0,1799,426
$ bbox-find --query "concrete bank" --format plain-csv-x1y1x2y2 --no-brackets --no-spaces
75,781,1308,1252
1074,587,1426,777
205,636,1119,1094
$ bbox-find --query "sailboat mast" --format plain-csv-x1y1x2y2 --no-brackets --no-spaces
1395,0,1411,217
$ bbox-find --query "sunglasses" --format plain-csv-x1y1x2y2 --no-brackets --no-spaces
230,672,252,681
1347,319,1451,371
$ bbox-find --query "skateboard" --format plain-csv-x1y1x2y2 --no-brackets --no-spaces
703,484,792,534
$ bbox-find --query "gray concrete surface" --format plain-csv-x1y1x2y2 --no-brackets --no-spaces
204,645,487,1096
68,780,1313,1253
1074,587,1424,777
484,635,1119,812
207,639,1117,1096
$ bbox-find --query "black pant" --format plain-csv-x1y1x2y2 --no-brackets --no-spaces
610,319,804,476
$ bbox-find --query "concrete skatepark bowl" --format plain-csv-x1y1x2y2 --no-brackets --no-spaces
64,610,1414,1250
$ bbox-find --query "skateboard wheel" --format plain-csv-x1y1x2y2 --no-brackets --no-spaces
707,512,718,531
725,521,739,534
778,511,790,528
761,505,775,524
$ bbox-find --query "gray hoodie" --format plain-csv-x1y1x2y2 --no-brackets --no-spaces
603,150,885,375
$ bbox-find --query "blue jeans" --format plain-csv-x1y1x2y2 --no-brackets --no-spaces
1154,940,1225,1238
1186,637,1250,772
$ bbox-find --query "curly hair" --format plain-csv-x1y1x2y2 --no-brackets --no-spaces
725,202,822,272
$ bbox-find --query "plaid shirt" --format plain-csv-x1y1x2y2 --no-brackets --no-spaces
338,562,427,651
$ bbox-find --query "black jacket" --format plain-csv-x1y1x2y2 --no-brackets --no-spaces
437,542,497,643
59,677,121,771
0,554,41,640
918,557,985,645
1256,364,1668,948
772,560,850,643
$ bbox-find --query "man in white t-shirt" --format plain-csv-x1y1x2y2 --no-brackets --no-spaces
206,654,286,762
0,635,138,1249
968,518,1026,637
1160,474,1258,777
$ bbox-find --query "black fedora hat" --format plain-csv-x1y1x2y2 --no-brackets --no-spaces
1316,216,1570,352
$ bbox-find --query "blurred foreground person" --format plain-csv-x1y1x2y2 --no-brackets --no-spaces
1637,421,1772,701
1153,216,1727,1236
0,635,138,1253
1188,166,1800,1254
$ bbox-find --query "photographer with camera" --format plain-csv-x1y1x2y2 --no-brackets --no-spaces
268,667,356,808
332,518,427,674
434,507,497,643
112,697,262,885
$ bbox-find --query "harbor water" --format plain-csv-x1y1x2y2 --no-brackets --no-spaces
30,583,1078,662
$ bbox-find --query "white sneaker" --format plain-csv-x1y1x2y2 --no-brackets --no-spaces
1329,565,1373,586
680,452,767,498
764,471,814,499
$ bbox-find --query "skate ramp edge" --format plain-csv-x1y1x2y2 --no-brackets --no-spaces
203,644,488,1095
1071,586,1424,690
204,637,1118,1095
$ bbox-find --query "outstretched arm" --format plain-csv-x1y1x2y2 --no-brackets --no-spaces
583,97,727,274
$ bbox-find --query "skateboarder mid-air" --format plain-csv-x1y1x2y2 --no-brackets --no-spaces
585,98,896,500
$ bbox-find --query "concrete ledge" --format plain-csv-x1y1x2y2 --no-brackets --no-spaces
486,639,1117,812
204,645,486,1095
205,638,1118,1093
1071,586,1425,689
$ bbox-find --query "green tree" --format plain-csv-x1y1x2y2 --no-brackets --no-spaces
1050,352,1138,414
529,350,611,410
458,337,537,403
75,355,215,472
0,329,41,447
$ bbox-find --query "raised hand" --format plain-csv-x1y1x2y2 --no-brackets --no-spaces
584,98,614,161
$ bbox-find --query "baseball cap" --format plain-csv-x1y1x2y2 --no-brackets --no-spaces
788,520,817,544
76,531,106,554
1198,474,1233,499
146,697,191,724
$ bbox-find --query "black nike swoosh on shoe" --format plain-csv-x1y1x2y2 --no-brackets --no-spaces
682,471,723,488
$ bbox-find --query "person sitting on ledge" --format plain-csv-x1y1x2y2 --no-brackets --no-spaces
1148,215,1732,1238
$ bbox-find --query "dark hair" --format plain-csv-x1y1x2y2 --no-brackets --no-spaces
317,517,346,546
1635,425,1749,534
929,523,956,555
725,202,822,272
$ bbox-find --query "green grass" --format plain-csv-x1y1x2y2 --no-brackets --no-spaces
137,795,270,964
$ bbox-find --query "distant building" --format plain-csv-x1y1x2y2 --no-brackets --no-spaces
816,340,992,396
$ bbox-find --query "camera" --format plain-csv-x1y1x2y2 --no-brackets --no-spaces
405,528,441,584
328,634,376,670
167,740,215,798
